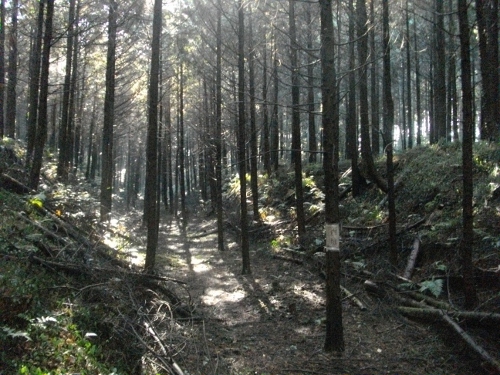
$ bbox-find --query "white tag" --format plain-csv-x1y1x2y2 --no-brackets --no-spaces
325,223,340,251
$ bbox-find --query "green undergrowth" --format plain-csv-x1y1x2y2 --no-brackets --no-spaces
0,189,127,374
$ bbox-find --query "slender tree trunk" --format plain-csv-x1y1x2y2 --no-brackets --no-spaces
289,0,306,241
320,0,344,354
476,0,499,141
85,95,97,181
457,0,478,309
306,7,317,163
0,0,5,138
369,0,379,155
5,0,18,138
347,0,362,197
358,0,386,193
178,60,186,220
262,34,270,174
238,0,250,275
448,0,459,142
144,0,162,272
216,0,224,251
26,0,44,166
68,1,81,174
271,31,279,172
29,0,54,190
382,0,397,266
57,0,76,181
248,10,259,222
100,0,117,222
414,21,422,146
434,0,447,141
406,4,413,149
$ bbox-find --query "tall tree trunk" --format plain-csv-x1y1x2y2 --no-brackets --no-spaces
289,0,305,241
164,83,172,213
347,0,362,197
248,10,259,222
457,0,478,309
271,31,279,173
414,20,422,146
0,0,5,138
178,60,186,220
382,0,397,266
238,0,250,275
448,0,459,142
100,0,117,222
29,0,54,190
57,0,76,181
262,33,270,174
405,3,413,149
319,0,344,354
85,95,97,181
26,0,44,166
306,7,317,163
434,0,447,141
5,0,18,138
216,0,225,251
144,0,162,272
358,0,386,193
69,1,81,174
369,0,379,155
476,0,499,141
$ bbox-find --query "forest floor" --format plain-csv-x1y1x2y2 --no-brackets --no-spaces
2,140,500,374
136,200,489,375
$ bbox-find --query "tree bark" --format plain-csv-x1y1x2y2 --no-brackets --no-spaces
457,0,478,308
57,0,76,182
319,0,344,353
289,0,305,242
100,0,117,222
382,0,397,266
215,0,224,251
238,0,250,275
29,0,54,191
476,0,499,141
144,0,162,272
248,10,259,222
26,0,44,166
347,0,362,197
306,7,317,164
0,0,5,138
5,0,18,138
358,0,387,193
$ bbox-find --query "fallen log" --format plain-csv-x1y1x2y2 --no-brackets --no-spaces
398,306,500,373
272,254,303,265
29,255,187,285
0,173,33,194
402,290,453,311
396,305,500,326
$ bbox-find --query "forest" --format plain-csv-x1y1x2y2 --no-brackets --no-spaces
0,0,499,374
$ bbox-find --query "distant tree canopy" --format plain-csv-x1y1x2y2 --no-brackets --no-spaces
0,0,496,224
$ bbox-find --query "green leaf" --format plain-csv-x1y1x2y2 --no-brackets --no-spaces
419,278,443,297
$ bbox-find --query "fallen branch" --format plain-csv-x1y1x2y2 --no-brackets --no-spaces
341,285,367,311
29,255,187,285
0,173,33,194
398,306,500,373
17,212,71,248
272,254,303,265
396,305,500,326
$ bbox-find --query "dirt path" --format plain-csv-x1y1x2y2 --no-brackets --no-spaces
153,211,479,375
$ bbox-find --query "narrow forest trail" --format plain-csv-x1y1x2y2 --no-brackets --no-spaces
149,199,480,375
